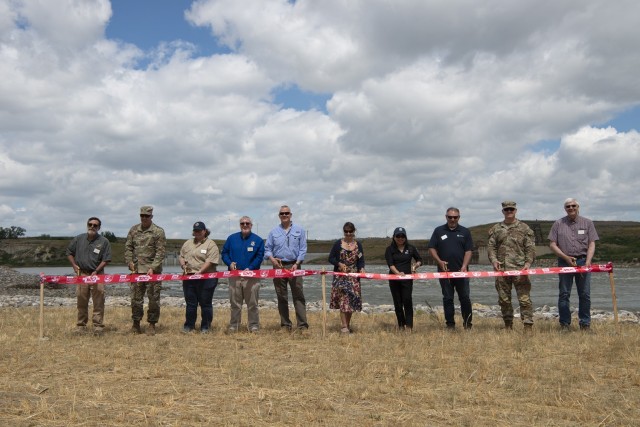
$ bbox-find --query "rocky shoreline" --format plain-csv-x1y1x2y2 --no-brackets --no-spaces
1,266,638,323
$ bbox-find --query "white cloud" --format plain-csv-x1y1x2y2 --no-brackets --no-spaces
0,0,639,244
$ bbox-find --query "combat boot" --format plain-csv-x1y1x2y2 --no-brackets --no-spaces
146,323,156,336
131,320,142,334
504,320,513,330
523,323,533,334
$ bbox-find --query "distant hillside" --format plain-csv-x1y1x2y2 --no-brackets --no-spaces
1,220,638,266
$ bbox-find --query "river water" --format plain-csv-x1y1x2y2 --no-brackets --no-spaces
17,264,640,312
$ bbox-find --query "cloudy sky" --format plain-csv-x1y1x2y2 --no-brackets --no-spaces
1,0,639,241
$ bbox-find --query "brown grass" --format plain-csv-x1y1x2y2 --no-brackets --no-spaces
1,306,639,426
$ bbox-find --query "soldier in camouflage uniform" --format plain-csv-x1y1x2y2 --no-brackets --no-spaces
124,206,166,335
487,201,536,330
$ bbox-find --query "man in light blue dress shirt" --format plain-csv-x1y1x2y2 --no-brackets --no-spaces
264,205,308,330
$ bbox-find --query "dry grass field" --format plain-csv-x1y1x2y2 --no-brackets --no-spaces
1,306,639,426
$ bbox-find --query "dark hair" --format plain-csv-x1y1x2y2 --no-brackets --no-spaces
343,221,356,232
87,217,101,227
390,234,410,249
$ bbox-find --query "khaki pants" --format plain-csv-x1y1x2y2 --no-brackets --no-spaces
229,277,261,330
77,282,105,329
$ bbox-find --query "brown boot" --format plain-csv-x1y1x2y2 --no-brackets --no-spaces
146,323,156,336
523,323,533,333
131,320,141,334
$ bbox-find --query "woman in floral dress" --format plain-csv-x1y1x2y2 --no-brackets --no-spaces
328,222,365,333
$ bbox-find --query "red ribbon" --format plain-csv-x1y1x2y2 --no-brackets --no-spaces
40,262,613,285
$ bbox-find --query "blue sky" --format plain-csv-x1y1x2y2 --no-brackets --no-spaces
1,0,639,239
106,0,331,112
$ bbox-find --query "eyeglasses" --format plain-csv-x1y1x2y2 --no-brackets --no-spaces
240,222,251,226
87,223,100,228
343,230,355,234
503,208,516,212
279,212,291,216
140,214,151,218
565,204,577,209
446,216,459,220
395,234,406,238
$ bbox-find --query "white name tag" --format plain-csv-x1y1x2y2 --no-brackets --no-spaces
578,230,585,235
441,235,448,240
93,248,100,254
247,247,254,252
200,249,207,254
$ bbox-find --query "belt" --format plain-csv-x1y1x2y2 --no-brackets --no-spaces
569,255,586,259
280,260,297,264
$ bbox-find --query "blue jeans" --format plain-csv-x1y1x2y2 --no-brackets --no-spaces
439,278,472,328
557,258,591,326
182,278,218,330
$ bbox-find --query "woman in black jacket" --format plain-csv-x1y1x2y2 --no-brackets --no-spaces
385,227,422,330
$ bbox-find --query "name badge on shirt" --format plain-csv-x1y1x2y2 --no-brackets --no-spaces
578,230,585,235
200,249,207,254
93,248,101,254
247,247,254,252
441,235,448,240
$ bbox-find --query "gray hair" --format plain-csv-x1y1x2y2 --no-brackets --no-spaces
239,216,252,224
564,198,579,207
446,207,460,214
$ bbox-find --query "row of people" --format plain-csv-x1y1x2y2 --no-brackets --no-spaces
65,199,598,335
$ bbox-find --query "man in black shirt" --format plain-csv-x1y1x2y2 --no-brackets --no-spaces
428,207,474,330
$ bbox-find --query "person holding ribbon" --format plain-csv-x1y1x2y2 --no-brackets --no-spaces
222,216,265,333
487,201,536,331
124,206,166,336
428,207,474,331
66,216,112,335
548,198,599,332
328,222,365,334
385,227,423,331
179,221,219,334
265,205,309,331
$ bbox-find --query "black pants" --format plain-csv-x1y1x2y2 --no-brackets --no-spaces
389,280,413,328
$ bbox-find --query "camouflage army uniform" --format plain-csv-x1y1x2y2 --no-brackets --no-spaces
487,220,536,325
124,222,166,324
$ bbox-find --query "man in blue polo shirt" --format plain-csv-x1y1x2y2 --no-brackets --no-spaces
222,216,265,333
428,207,474,330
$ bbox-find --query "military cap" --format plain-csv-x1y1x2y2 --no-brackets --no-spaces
501,201,517,208
140,206,154,215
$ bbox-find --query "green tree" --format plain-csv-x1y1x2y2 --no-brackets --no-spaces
0,226,26,239
101,230,118,242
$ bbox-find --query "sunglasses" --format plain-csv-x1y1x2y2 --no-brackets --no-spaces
395,234,406,238
565,204,578,208
140,214,151,218
343,230,355,234
446,216,459,220
503,208,516,212
87,223,100,228
240,222,252,226
279,212,291,216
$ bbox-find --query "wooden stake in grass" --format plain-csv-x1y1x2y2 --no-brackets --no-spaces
39,276,45,340
321,268,327,338
608,270,619,328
